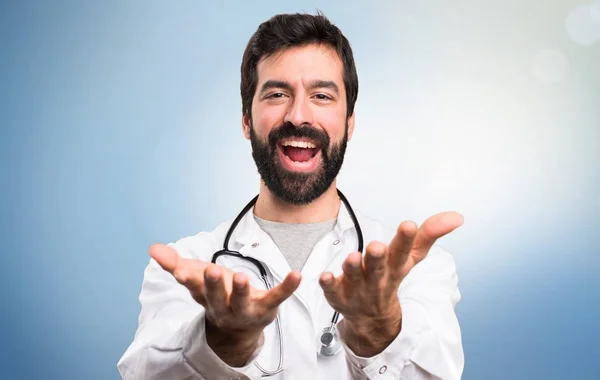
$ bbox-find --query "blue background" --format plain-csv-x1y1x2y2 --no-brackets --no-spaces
1,1,599,379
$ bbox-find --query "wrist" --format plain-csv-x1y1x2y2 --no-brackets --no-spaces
205,317,262,367
341,313,402,357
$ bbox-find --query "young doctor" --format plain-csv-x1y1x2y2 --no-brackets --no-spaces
118,12,464,380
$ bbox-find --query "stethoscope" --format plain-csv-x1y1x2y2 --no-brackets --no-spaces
211,189,364,377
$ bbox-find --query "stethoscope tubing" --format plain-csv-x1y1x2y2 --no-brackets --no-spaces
210,189,364,375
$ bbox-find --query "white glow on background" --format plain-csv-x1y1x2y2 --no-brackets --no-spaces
339,75,580,260
592,0,600,21
565,3,600,45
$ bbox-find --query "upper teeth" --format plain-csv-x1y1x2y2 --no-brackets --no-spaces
282,140,317,148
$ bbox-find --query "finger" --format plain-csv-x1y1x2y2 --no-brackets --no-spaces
260,271,302,310
364,241,388,284
319,272,342,304
150,244,199,280
203,264,228,315
387,221,418,270
149,244,211,306
342,252,363,283
150,244,203,286
149,244,179,274
179,259,210,304
412,211,464,261
230,272,250,313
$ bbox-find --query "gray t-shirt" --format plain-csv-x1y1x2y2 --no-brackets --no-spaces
254,215,336,271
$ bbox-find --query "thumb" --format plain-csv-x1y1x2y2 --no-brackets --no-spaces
413,211,464,259
261,271,302,309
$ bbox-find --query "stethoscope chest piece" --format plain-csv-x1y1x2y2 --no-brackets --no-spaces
317,326,343,357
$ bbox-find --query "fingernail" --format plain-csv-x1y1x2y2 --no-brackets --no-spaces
369,246,385,258
205,268,220,283
233,281,246,290
206,275,218,283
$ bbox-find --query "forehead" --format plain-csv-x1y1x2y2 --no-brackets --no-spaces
256,44,344,88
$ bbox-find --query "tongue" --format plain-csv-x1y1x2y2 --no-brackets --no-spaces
285,147,316,162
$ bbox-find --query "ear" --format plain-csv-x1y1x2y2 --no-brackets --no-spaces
242,113,251,140
346,112,355,141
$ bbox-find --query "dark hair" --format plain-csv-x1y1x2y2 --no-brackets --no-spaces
240,11,359,119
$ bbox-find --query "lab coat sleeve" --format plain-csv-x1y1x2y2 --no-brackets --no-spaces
117,240,265,380
342,246,464,380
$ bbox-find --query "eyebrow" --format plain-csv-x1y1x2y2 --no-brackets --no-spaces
259,79,340,96
310,80,340,96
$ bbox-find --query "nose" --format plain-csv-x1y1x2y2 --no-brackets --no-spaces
283,94,314,127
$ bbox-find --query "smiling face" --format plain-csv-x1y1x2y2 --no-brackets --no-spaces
242,43,355,205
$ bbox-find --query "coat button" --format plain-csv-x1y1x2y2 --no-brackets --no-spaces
379,365,387,374
333,240,340,245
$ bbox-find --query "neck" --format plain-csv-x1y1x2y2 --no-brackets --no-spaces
253,182,340,224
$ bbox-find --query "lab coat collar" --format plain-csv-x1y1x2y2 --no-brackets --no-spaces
231,197,357,248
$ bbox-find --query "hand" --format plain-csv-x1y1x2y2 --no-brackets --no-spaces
319,211,463,356
149,244,302,365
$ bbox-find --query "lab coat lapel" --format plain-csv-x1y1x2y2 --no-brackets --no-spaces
299,200,359,281
289,201,360,318
230,206,293,284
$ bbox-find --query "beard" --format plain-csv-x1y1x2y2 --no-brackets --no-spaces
249,120,348,205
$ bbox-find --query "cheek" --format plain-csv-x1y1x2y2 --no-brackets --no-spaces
318,112,347,141
253,118,277,140
252,106,283,136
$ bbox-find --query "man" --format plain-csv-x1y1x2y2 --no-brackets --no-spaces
118,12,464,380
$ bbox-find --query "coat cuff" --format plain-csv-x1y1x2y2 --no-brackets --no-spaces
341,302,430,379
181,311,265,380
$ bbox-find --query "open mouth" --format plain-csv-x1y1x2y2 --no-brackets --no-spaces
281,140,320,162
277,139,322,172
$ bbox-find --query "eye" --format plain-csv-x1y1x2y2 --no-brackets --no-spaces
314,93,333,101
266,92,286,99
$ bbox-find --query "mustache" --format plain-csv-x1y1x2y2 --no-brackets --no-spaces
267,122,330,149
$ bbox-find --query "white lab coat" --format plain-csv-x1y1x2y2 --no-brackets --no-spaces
117,201,464,379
